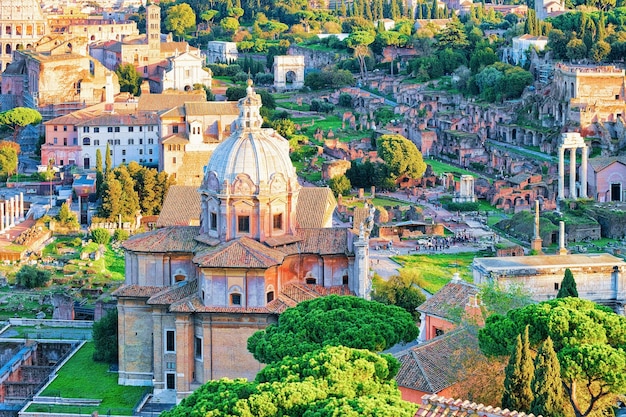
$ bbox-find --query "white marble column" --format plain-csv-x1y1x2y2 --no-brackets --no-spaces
569,147,577,199
558,146,565,200
9,198,14,227
0,203,5,232
19,192,24,221
580,145,588,198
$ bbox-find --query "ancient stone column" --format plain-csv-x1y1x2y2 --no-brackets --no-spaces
19,192,24,221
531,199,543,254
559,221,567,255
558,146,565,200
580,145,588,198
9,197,14,227
569,147,577,199
0,202,5,232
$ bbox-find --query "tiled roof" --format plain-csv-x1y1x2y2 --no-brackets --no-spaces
75,112,159,126
161,134,189,144
416,395,543,417
278,228,351,255
112,285,164,298
296,187,336,228
156,186,201,228
588,156,626,172
148,279,198,305
137,91,206,112
122,226,205,253
352,206,371,232
160,42,198,53
193,237,286,268
184,102,239,116
395,328,479,393
177,151,214,187
417,279,479,321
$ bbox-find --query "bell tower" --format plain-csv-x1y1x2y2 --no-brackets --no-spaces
146,4,161,52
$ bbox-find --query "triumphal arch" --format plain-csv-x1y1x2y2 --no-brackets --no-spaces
273,55,305,90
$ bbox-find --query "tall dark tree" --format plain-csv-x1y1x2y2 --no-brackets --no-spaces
530,337,566,417
100,171,122,220
105,142,112,174
502,326,534,412
557,268,578,298
115,63,142,96
95,148,103,197
93,309,119,364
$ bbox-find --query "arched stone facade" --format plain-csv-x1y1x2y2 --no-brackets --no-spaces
273,55,305,90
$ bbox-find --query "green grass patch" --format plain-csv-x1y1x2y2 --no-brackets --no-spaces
30,342,147,415
277,101,311,111
425,158,480,179
392,251,490,294
342,194,409,208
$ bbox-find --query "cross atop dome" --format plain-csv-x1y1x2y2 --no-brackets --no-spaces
236,79,263,131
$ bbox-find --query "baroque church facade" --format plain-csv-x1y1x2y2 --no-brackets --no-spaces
115,81,371,399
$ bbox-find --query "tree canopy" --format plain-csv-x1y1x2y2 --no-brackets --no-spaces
247,295,419,364
0,141,19,180
479,297,626,417
557,268,578,298
165,3,196,39
93,309,118,364
0,108,42,141
162,346,417,417
115,63,142,96
376,134,426,180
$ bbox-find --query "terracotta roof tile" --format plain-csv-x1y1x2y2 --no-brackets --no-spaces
296,187,337,228
417,280,478,321
137,91,206,112
278,228,351,255
112,285,164,298
395,328,479,393
148,279,198,305
122,226,205,253
416,394,542,417
193,237,286,268
156,186,201,228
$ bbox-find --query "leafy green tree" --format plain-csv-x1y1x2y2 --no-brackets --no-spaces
93,309,118,364
328,175,351,196
220,17,239,34
502,326,534,412
91,228,111,245
566,37,587,61
0,107,42,142
346,31,375,79
0,143,18,179
165,3,196,39
116,166,140,219
304,70,355,90
15,265,51,288
557,268,578,298
531,337,566,417
435,19,469,52
115,63,142,96
95,148,104,197
548,28,569,60
105,143,112,174
162,346,417,417
56,202,78,228
372,269,426,320
113,229,130,242
247,295,419,364
100,172,122,219
377,134,426,180
200,9,219,25
589,40,611,62
479,298,626,417
479,281,533,318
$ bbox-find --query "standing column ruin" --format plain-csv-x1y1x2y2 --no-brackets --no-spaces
19,192,24,221
558,132,588,200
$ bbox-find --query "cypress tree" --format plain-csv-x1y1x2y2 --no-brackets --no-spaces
95,148,103,197
530,337,566,417
502,326,534,412
557,268,578,298
105,142,112,174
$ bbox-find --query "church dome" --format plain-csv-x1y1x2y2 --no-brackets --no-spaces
202,80,297,193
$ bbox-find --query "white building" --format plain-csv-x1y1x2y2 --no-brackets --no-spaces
151,50,212,93
206,41,238,64
503,34,548,66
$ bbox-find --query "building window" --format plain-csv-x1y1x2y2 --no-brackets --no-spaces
195,337,202,359
166,362,175,370
83,127,90,133
273,213,282,230
122,150,126,156
139,138,143,145
54,126,58,131
114,127,120,132
165,330,175,352
107,127,113,133
139,126,143,132
128,126,134,132
148,138,154,144
554,283,560,291
210,212,217,230
128,139,134,145
139,149,143,155
230,293,241,306
149,149,153,154
94,139,100,146
148,126,154,132
306,277,316,285
172,157,177,164
166,373,175,390
53,138,57,144
266,291,274,303
94,127,100,133
172,126,179,134
238,216,250,233
63,125,67,132
73,138,77,145
115,139,120,145
435,328,445,337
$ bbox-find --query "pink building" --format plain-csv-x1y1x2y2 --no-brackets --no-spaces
588,156,626,202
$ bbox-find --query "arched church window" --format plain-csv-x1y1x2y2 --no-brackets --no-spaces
230,293,241,305
306,277,316,285
173,269,187,283
266,291,274,303
342,274,349,285
210,212,217,230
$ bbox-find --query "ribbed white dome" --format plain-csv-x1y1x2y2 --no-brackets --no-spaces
206,128,296,189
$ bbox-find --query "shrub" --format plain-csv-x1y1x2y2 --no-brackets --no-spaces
15,265,51,288
93,309,118,364
113,229,130,242
91,228,111,245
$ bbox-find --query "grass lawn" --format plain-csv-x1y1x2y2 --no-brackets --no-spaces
392,251,490,294
342,194,410,208
425,159,480,179
29,342,147,415
277,101,310,111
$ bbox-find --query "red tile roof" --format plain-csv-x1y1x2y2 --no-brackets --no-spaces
278,228,351,255
112,285,164,298
296,187,336,228
192,237,286,268
395,328,479,393
416,395,542,417
122,226,205,253
156,186,201,228
417,279,479,321
148,279,198,305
